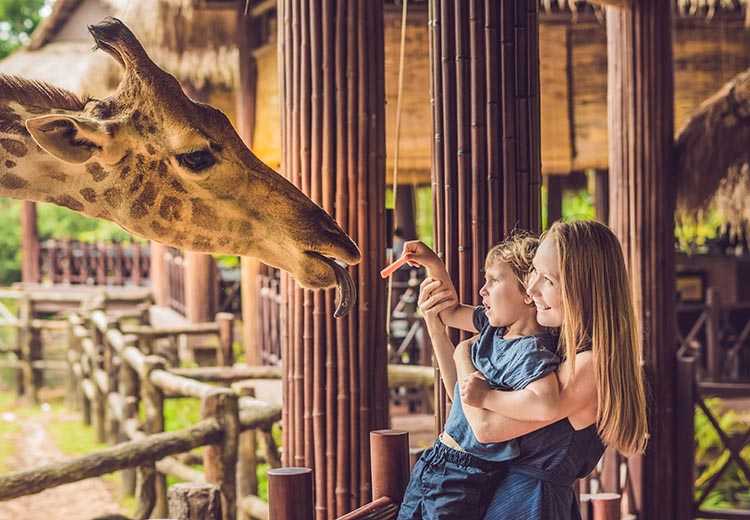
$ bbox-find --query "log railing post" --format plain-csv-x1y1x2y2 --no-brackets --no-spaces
233,382,258,509
66,316,81,410
142,355,168,516
268,468,313,520
202,389,240,520
168,483,223,520
369,430,410,503
705,287,721,380
120,334,140,497
216,312,235,367
17,295,35,403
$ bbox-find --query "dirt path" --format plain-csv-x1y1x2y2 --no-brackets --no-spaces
0,411,124,520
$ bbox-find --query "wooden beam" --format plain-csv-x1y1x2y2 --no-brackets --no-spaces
607,2,677,518
20,201,40,284
589,0,630,7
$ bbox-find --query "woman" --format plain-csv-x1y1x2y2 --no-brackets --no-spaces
417,220,648,518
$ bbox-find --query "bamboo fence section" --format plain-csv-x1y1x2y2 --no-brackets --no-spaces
278,1,388,517
428,0,542,430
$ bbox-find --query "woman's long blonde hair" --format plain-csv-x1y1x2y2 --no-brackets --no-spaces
546,220,648,455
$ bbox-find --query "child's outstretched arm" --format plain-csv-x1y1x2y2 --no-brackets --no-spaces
419,277,462,396
402,240,476,332
460,372,560,422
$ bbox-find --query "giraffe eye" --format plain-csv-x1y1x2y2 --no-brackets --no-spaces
176,149,216,172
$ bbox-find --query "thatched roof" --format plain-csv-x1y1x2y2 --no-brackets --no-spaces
675,68,750,230
3,0,238,96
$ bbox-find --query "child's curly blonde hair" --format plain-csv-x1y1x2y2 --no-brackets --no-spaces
485,231,539,292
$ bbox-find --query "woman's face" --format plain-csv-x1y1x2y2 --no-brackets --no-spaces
527,237,563,327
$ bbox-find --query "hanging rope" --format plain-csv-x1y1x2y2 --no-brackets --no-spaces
386,0,410,344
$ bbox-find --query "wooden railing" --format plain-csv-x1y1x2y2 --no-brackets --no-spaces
39,239,150,286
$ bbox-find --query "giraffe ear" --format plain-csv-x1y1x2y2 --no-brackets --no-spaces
25,114,105,164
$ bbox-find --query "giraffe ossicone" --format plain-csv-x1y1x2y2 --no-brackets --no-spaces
0,17,360,317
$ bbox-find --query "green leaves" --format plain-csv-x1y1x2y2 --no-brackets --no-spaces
0,0,46,60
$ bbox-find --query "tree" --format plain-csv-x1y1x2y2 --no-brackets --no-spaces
0,0,47,60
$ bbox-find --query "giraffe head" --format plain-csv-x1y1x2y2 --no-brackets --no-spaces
21,18,359,316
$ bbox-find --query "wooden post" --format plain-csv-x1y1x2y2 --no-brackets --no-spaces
546,175,563,226
20,201,40,284
217,312,235,367
142,356,168,517
168,483,223,520
18,296,36,404
675,356,696,520
429,0,543,430
268,468,313,520
279,0,388,516
593,169,609,224
66,318,80,410
394,185,417,240
234,382,258,510
202,389,239,520
606,2,677,517
185,252,216,322
369,430,410,503
120,335,140,497
236,7,262,368
149,241,169,307
705,287,721,380
590,494,621,520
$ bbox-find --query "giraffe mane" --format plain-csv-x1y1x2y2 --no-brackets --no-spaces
0,74,90,111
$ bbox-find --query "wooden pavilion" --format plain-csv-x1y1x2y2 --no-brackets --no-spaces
4,0,750,518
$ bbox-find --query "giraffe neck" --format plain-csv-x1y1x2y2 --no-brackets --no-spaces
0,101,115,220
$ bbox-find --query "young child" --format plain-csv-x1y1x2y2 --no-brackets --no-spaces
395,234,561,520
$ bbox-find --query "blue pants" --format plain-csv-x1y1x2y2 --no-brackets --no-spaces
397,440,507,520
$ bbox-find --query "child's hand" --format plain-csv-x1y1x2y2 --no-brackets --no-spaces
418,277,456,330
460,371,490,408
402,240,443,271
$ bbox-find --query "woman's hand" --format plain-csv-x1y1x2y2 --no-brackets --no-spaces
460,371,490,408
418,277,457,331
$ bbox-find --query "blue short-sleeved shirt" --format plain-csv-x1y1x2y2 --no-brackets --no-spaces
442,306,560,462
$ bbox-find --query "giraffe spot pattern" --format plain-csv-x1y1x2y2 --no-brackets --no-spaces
119,165,131,179
79,188,97,203
190,198,220,231
228,220,253,236
0,105,28,136
192,236,213,250
86,163,108,182
0,139,27,157
48,195,84,212
129,172,145,194
159,196,182,221
150,220,169,236
130,182,158,219
104,188,123,209
146,144,157,155
4,160,16,169
170,179,187,193
0,173,28,190
45,171,68,183
157,160,168,178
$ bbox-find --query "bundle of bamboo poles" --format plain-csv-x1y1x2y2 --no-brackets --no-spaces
278,1,388,518
428,0,542,428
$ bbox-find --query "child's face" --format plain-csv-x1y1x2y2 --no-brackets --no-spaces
479,261,532,328
526,237,563,327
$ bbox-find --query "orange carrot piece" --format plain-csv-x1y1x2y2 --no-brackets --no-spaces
380,254,413,279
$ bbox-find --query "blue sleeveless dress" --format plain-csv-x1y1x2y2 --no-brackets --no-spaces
483,418,605,519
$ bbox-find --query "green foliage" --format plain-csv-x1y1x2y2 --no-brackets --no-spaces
562,189,596,222
0,199,21,285
0,0,47,59
675,211,722,255
694,398,750,510
37,203,136,242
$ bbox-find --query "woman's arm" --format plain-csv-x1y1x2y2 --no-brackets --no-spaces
460,371,561,422
455,347,596,443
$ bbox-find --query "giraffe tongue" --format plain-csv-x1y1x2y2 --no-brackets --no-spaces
315,255,356,318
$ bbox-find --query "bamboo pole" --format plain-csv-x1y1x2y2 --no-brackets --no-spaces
268,467,313,520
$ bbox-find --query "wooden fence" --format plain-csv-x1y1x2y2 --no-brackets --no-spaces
39,239,150,286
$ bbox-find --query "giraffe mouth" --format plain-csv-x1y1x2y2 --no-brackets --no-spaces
307,252,356,318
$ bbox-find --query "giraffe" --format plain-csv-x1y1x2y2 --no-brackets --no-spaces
0,18,359,316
